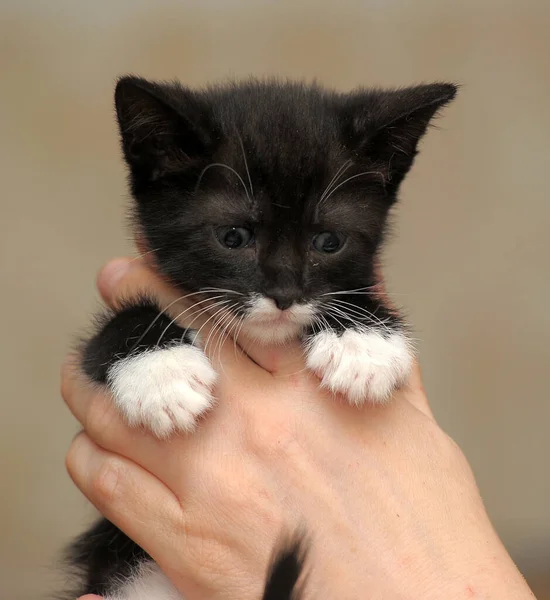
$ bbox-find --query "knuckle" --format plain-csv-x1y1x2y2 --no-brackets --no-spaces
90,457,122,506
86,391,119,442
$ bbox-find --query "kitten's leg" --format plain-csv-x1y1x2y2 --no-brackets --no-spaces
304,300,413,405
82,299,216,437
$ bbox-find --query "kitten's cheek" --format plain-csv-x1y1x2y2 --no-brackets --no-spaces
305,329,414,405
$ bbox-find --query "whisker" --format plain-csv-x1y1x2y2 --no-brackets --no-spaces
212,310,242,378
129,247,161,263
237,132,254,199
200,287,245,296
157,299,231,348
319,286,377,297
320,307,348,332
191,301,236,346
203,303,237,357
324,299,394,334
319,170,385,206
322,289,408,298
209,312,233,369
323,304,388,338
326,301,394,328
316,312,334,336
232,315,247,362
186,300,233,334
195,163,251,203
323,305,376,335
129,293,226,353
319,159,354,203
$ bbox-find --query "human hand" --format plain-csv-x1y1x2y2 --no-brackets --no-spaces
65,258,534,600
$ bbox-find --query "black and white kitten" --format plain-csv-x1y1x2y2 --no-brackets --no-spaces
67,76,456,599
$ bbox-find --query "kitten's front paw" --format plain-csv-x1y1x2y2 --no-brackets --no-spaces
305,329,413,405
107,345,217,437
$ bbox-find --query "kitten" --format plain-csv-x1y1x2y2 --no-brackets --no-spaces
66,76,456,599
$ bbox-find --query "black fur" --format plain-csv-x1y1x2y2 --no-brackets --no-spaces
66,521,306,599
66,518,149,597
262,537,307,600
64,76,456,599
82,298,194,384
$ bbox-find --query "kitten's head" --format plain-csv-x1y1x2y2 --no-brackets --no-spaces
115,77,456,343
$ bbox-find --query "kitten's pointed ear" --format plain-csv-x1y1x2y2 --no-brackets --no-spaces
115,76,214,180
341,83,457,191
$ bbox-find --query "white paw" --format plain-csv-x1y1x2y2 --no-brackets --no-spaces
107,345,217,438
305,329,413,405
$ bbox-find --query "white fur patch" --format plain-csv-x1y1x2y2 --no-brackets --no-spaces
242,295,316,343
305,329,413,405
107,345,217,438
103,560,183,600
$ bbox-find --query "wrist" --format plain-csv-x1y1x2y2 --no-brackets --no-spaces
416,529,535,600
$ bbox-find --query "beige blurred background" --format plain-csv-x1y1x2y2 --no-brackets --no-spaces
1,0,549,597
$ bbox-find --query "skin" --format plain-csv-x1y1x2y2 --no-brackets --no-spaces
64,258,535,600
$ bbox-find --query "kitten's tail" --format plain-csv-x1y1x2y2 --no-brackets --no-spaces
262,535,307,600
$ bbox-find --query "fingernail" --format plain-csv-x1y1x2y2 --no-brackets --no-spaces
99,258,132,293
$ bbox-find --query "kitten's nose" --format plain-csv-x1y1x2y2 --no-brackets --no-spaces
268,293,295,311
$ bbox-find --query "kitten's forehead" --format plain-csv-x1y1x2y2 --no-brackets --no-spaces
209,86,340,182
210,139,342,218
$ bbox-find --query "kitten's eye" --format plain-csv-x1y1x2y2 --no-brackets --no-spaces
312,231,345,254
215,226,255,249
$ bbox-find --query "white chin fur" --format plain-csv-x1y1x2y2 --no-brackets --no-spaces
242,296,315,344
107,345,217,438
305,329,413,405
240,319,305,344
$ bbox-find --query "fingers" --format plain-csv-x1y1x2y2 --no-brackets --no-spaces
66,433,185,574
96,257,181,310
66,434,268,600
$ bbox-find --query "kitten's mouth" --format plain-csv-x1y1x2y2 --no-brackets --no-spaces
239,296,316,343
254,311,295,324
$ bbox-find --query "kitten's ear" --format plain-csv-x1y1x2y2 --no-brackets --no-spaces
340,83,457,191
115,76,214,180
